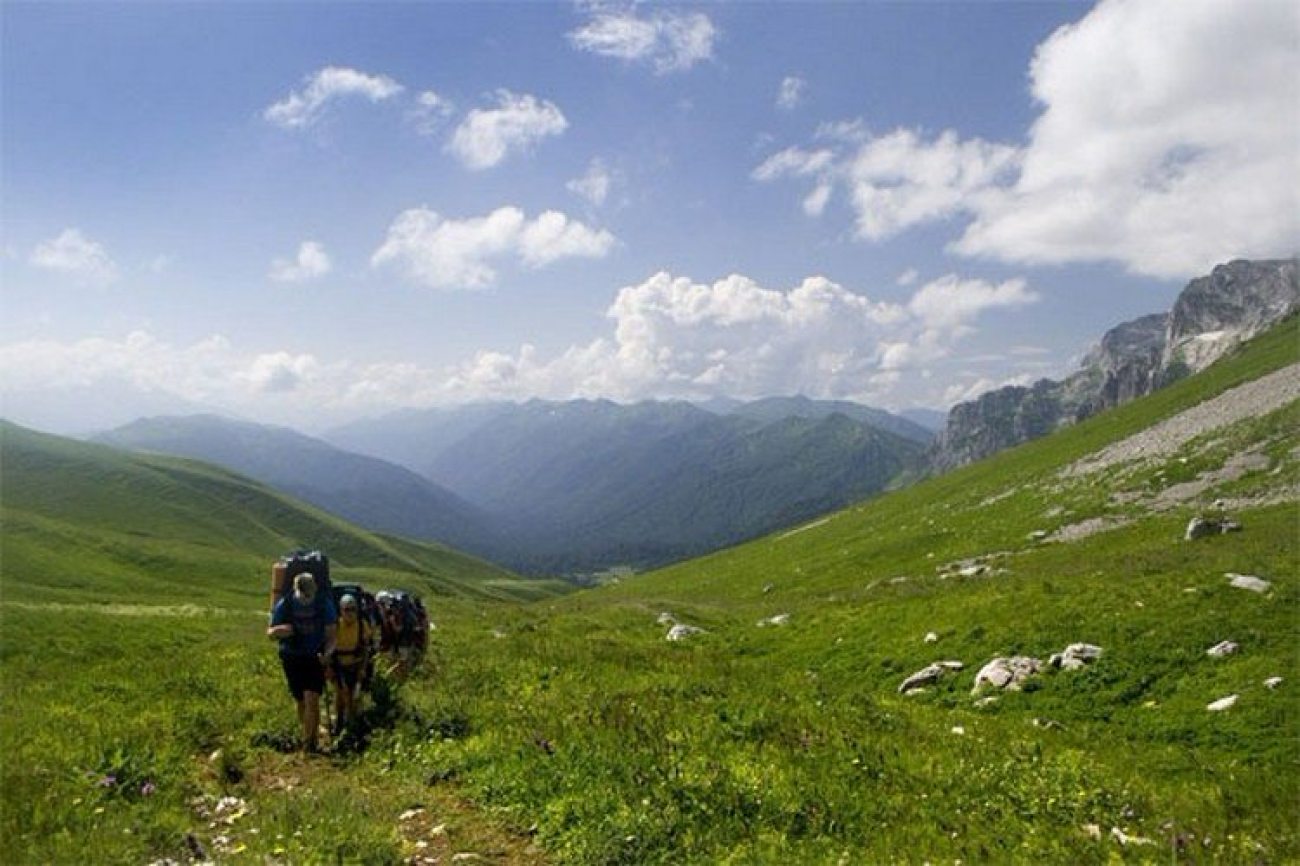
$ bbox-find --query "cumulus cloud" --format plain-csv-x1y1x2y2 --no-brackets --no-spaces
241,351,319,393
408,89,455,135
776,75,806,110
446,90,567,170
370,206,616,290
0,269,1037,424
568,6,716,74
953,0,1300,277
30,229,118,285
269,241,332,283
439,270,1032,405
567,158,614,206
754,128,1020,240
755,0,1300,279
264,66,404,129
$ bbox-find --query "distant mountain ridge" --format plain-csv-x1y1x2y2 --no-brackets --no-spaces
329,396,929,573
932,258,1299,470
95,414,506,560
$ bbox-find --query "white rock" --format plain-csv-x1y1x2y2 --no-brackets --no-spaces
656,612,677,625
1051,643,1103,670
758,613,790,627
1226,573,1271,593
972,656,1043,693
1206,640,1239,657
1264,676,1283,689
924,631,939,643
1028,530,1048,541
1206,694,1238,712
666,624,703,641
898,662,956,694
950,725,965,735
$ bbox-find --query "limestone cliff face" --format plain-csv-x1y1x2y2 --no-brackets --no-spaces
931,259,1298,472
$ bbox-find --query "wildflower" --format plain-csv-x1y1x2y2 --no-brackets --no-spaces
141,781,157,797
98,775,117,788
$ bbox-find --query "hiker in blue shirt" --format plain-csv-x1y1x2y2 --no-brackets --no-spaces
267,572,338,752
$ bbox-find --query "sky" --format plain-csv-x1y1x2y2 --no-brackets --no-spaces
2,0,1297,435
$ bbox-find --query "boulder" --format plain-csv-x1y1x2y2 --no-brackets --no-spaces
1205,640,1239,657
972,656,1043,693
1185,516,1242,540
1226,573,1271,593
1049,643,1103,670
897,660,964,694
666,624,704,641
1206,694,1238,712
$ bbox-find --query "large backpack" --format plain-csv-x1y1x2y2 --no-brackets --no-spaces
268,549,332,611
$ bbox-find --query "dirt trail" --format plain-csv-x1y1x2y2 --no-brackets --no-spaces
1064,362,1300,477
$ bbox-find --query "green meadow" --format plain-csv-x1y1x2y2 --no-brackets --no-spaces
2,319,1297,864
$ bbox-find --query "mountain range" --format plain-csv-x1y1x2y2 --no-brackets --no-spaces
97,398,930,575
932,258,1299,470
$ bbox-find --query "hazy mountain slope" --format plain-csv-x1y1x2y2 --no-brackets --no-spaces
423,404,925,572
95,414,505,560
932,258,1298,470
721,395,934,443
0,421,554,605
325,403,515,470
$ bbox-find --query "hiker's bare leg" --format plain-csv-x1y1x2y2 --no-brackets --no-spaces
303,691,320,750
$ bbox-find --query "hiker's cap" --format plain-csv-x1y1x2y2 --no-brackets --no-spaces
341,594,358,610
293,572,316,594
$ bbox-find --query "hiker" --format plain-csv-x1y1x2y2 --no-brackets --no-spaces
331,593,372,733
267,572,337,752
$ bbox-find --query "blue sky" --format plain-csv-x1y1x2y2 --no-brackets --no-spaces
2,0,1296,433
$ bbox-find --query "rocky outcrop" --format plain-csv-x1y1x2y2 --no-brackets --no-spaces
972,656,1043,693
932,259,1298,471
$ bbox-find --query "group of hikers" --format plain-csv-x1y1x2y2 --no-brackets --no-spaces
266,550,430,752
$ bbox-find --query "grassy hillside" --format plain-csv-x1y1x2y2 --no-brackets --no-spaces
96,413,506,564
0,422,561,606
382,316,1299,863
1,318,1295,864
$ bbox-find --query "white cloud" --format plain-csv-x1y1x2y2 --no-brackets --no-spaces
408,89,455,135
370,206,616,290
953,0,1300,278
567,158,614,206
568,7,716,74
777,76,806,110
264,66,404,129
0,270,1037,425
269,241,332,283
446,90,567,170
943,373,1035,406
241,351,319,393
757,0,1300,279
907,275,1038,338
752,146,836,182
896,268,919,287
30,229,118,285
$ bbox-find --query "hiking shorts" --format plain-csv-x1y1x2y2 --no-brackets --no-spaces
334,658,365,690
281,653,325,701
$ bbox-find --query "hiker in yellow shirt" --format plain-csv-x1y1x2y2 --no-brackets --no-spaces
331,594,372,734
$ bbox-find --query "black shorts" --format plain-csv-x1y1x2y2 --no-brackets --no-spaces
334,658,365,689
281,653,325,700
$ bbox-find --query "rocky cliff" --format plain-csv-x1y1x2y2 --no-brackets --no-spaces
931,259,1298,471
